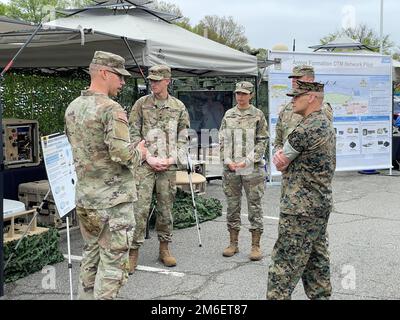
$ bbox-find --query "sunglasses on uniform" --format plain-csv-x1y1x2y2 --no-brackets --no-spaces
104,69,125,81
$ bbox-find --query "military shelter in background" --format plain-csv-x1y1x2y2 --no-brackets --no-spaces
0,1,257,77
0,1,260,185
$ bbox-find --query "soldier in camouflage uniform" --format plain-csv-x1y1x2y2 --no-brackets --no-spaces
65,51,147,300
128,65,190,271
273,65,333,154
267,80,336,300
219,81,269,261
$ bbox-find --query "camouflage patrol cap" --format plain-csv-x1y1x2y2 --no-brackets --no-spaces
234,81,254,94
288,65,315,78
91,51,131,77
287,80,324,97
147,65,172,80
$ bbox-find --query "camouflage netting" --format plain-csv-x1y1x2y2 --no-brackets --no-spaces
150,189,222,229
2,70,140,135
2,72,268,136
3,228,65,283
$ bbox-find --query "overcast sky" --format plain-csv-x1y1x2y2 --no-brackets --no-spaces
1,0,398,52
169,0,399,52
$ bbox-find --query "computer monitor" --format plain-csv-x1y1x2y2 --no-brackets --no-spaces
178,90,233,133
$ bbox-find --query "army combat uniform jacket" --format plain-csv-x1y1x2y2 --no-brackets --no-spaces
219,104,269,168
65,90,142,209
128,93,190,245
129,94,190,165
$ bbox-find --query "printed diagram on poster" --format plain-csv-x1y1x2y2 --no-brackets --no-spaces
268,51,393,175
41,133,77,218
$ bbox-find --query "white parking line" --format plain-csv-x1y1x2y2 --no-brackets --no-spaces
64,254,185,277
64,254,83,261
136,266,185,277
265,216,279,220
243,214,279,221
223,212,279,221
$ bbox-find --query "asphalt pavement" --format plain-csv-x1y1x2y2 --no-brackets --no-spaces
2,170,400,300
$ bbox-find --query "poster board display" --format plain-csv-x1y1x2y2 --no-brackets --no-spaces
41,133,77,218
268,51,393,176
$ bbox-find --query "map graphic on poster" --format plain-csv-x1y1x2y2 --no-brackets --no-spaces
268,51,392,176
41,133,77,218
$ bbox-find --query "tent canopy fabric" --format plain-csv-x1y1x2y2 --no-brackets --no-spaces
309,36,377,52
57,0,181,23
0,7,258,77
0,16,36,33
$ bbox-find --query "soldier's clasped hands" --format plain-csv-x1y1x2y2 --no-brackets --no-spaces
273,149,290,172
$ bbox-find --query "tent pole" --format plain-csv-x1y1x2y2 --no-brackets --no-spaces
0,22,42,298
0,75,4,297
0,23,42,78
122,37,147,84
254,75,259,107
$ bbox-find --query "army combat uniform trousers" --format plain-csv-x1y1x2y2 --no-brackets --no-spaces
222,165,266,232
131,163,176,249
267,212,332,300
77,202,135,300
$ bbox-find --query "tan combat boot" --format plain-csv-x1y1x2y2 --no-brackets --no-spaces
222,229,239,257
159,241,177,267
249,231,262,261
128,249,139,275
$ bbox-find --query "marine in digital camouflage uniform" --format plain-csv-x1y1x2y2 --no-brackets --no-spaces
219,81,269,261
65,51,146,300
267,80,336,300
128,65,190,270
273,65,333,154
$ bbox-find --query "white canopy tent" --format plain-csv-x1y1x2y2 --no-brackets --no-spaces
0,6,257,77
0,16,36,33
0,5,257,297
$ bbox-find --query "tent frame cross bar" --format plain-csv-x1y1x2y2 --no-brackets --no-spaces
122,36,146,83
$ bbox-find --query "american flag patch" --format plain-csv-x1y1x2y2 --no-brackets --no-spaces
116,111,128,123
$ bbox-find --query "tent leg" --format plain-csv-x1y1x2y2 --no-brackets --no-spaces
66,216,74,300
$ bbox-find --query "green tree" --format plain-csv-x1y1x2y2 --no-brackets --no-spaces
1,2,9,16
391,45,400,61
7,0,62,23
68,0,93,8
194,15,248,51
149,0,182,17
243,46,267,58
146,1,253,52
6,0,93,23
149,0,192,30
257,48,268,60
320,24,394,54
175,17,192,31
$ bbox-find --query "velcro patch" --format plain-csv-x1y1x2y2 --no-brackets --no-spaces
116,111,128,123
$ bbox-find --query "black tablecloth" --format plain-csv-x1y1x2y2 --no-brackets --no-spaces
3,163,47,201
